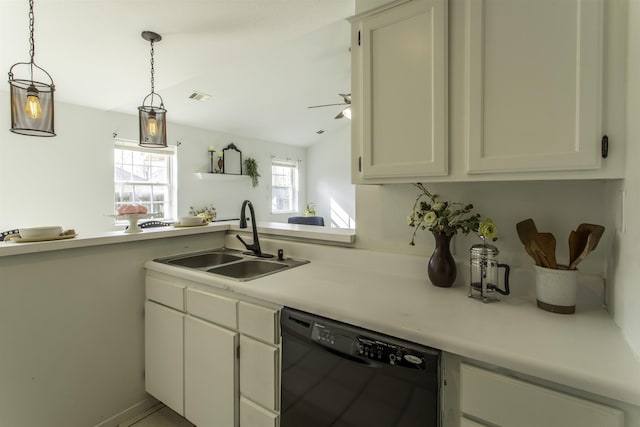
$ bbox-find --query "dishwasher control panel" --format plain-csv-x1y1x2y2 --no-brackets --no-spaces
310,321,426,369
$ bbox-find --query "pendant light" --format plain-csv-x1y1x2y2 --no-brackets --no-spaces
7,0,56,137
138,31,167,148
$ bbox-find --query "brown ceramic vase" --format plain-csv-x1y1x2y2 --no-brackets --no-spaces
427,231,456,287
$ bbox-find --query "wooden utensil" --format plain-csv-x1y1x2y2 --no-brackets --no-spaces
576,223,605,251
568,232,594,270
516,219,540,265
568,230,588,268
529,238,549,268
534,232,557,269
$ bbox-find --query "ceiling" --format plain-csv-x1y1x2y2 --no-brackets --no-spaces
0,0,355,146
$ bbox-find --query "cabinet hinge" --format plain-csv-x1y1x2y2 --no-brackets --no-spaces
358,30,361,46
358,156,362,172
601,135,609,159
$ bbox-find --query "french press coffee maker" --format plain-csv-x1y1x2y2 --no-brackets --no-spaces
469,241,510,302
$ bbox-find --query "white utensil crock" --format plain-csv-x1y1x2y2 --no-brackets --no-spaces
534,265,578,314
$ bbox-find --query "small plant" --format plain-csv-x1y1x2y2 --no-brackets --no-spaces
244,157,260,188
189,204,217,222
304,203,316,216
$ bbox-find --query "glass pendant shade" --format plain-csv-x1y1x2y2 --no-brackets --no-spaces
138,97,167,148
8,62,55,136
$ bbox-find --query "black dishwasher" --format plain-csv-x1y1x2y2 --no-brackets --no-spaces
280,308,440,427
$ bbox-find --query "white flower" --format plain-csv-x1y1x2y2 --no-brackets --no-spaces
479,219,497,240
432,202,446,212
424,211,437,225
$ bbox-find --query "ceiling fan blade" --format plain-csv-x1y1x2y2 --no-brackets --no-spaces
308,103,348,109
334,111,344,119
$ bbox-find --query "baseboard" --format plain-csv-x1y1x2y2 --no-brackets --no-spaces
92,397,160,427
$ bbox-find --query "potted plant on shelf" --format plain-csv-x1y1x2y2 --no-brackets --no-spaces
244,157,260,188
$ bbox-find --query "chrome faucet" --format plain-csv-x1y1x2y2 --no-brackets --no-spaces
236,200,273,258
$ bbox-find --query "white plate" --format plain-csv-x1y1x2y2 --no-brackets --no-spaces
173,222,209,228
6,233,78,243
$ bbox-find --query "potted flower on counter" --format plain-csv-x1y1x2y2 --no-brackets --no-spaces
408,183,497,287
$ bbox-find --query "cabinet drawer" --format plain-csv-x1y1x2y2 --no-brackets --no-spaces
240,336,280,412
240,397,279,427
238,301,280,344
146,275,185,311
186,287,238,329
460,364,624,427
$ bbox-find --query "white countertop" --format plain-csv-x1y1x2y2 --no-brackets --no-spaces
145,236,640,408
0,220,355,257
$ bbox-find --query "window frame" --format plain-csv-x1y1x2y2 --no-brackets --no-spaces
271,158,299,214
113,139,177,222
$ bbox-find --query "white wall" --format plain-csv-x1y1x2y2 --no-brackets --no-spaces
0,93,306,234
0,232,227,427
355,181,609,275
306,125,355,228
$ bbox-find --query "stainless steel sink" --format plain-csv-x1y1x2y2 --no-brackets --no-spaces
155,248,309,281
208,260,289,280
166,251,243,268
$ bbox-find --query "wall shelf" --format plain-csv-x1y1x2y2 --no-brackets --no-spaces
195,173,250,182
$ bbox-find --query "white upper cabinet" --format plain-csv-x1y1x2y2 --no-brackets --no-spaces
350,0,448,182
350,0,623,183
465,0,603,173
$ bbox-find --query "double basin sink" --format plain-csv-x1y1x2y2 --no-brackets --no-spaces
155,248,309,281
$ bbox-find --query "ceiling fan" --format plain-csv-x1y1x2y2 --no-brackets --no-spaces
308,93,352,119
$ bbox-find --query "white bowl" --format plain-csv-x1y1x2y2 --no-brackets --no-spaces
19,226,63,239
180,216,205,226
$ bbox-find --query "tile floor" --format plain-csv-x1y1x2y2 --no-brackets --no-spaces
119,404,194,427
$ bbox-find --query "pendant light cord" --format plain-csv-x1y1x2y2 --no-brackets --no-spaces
149,39,155,100
28,0,35,79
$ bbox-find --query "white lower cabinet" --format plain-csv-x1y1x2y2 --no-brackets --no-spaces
144,301,184,416
185,315,238,427
145,272,281,427
460,418,487,427
460,363,624,427
239,335,280,412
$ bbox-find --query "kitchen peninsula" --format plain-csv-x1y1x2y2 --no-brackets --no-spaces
1,225,639,426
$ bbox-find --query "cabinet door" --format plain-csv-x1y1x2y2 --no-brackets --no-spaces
465,0,603,173
354,0,448,180
460,417,488,427
185,315,239,427
239,335,280,412
240,396,279,427
145,301,184,416
460,364,624,427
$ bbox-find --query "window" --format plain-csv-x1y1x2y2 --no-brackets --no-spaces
114,140,176,219
271,159,298,214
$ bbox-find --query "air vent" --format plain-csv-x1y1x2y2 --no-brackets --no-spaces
188,91,211,102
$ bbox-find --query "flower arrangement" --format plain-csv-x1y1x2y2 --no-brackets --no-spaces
189,204,217,222
408,183,497,245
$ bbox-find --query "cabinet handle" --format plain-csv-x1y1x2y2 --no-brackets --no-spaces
601,135,609,159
